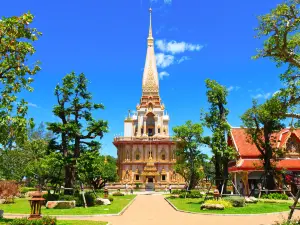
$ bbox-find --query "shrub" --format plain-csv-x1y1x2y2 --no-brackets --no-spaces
261,193,289,200
20,187,37,194
0,181,19,203
179,190,202,198
108,196,114,202
58,195,76,201
8,216,56,225
223,196,245,207
205,199,233,208
112,192,124,196
84,192,96,206
43,193,59,202
273,218,300,225
171,190,185,195
135,183,142,189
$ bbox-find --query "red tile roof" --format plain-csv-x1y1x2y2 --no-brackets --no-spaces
229,159,300,172
230,128,300,158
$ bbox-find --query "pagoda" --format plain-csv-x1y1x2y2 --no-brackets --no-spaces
113,9,184,190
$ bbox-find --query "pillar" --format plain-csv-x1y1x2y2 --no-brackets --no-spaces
154,116,158,136
143,117,147,136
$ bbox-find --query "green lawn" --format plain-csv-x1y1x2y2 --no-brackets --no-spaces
0,218,107,225
167,197,292,214
0,195,136,215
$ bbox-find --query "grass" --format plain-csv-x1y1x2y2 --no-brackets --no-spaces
0,218,107,225
0,195,136,215
167,197,292,214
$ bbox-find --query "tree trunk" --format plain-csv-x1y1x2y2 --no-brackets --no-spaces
222,158,229,194
64,164,75,195
215,153,222,189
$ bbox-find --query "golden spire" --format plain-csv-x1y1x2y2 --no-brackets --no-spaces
142,8,159,96
148,8,153,45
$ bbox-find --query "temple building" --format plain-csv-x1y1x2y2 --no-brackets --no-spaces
113,9,184,189
228,127,300,194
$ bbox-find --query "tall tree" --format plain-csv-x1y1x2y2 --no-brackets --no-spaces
241,98,285,189
173,121,208,190
0,12,41,147
202,79,234,191
253,0,299,119
47,72,108,194
77,151,117,190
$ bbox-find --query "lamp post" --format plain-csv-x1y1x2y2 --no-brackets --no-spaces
28,192,45,220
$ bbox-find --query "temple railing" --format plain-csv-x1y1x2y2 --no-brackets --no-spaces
114,136,175,142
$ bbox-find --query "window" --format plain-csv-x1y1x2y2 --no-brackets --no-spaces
135,175,140,181
162,154,166,160
158,128,160,133
148,128,153,136
136,154,140,160
162,175,166,181
141,128,143,134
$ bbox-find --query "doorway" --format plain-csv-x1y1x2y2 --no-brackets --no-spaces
148,177,154,183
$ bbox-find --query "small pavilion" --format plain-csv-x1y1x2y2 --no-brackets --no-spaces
228,128,300,195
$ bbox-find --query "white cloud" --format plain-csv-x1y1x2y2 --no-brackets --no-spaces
28,102,39,108
252,93,271,99
177,56,190,64
164,0,172,4
155,40,203,54
156,53,175,68
227,86,241,92
159,71,170,80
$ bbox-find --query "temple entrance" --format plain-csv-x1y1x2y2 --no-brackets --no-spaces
146,177,155,191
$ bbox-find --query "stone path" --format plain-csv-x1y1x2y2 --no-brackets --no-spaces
60,195,300,225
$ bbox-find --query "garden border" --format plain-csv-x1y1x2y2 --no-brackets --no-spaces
3,195,137,219
164,197,291,216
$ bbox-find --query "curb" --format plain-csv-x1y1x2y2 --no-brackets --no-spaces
4,196,137,219
164,197,290,216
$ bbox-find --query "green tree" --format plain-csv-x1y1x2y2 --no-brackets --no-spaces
241,98,285,189
0,12,41,147
173,121,208,190
254,0,299,119
202,79,235,191
47,72,108,194
77,151,117,189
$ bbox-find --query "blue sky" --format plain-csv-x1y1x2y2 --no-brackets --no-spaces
1,0,287,156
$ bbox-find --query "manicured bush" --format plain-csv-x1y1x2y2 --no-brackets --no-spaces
171,190,185,195
43,193,59,202
8,216,56,225
135,183,142,189
84,192,96,206
223,196,245,207
20,187,37,194
112,192,124,196
205,199,233,208
179,190,203,198
58,195,76,201
108,196,114,202
261,193,289,200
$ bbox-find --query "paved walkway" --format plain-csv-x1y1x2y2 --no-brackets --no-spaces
59,195,300,225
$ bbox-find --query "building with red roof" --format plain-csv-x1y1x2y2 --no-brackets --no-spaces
228,128,300,193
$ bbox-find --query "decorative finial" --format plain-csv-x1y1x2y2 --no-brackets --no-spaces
147,8,153,46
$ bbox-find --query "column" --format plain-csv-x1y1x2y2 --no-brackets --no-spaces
143,144,146,161
154,116,158,136
137,116,141,136
143,116,147,136
156,144,158,161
